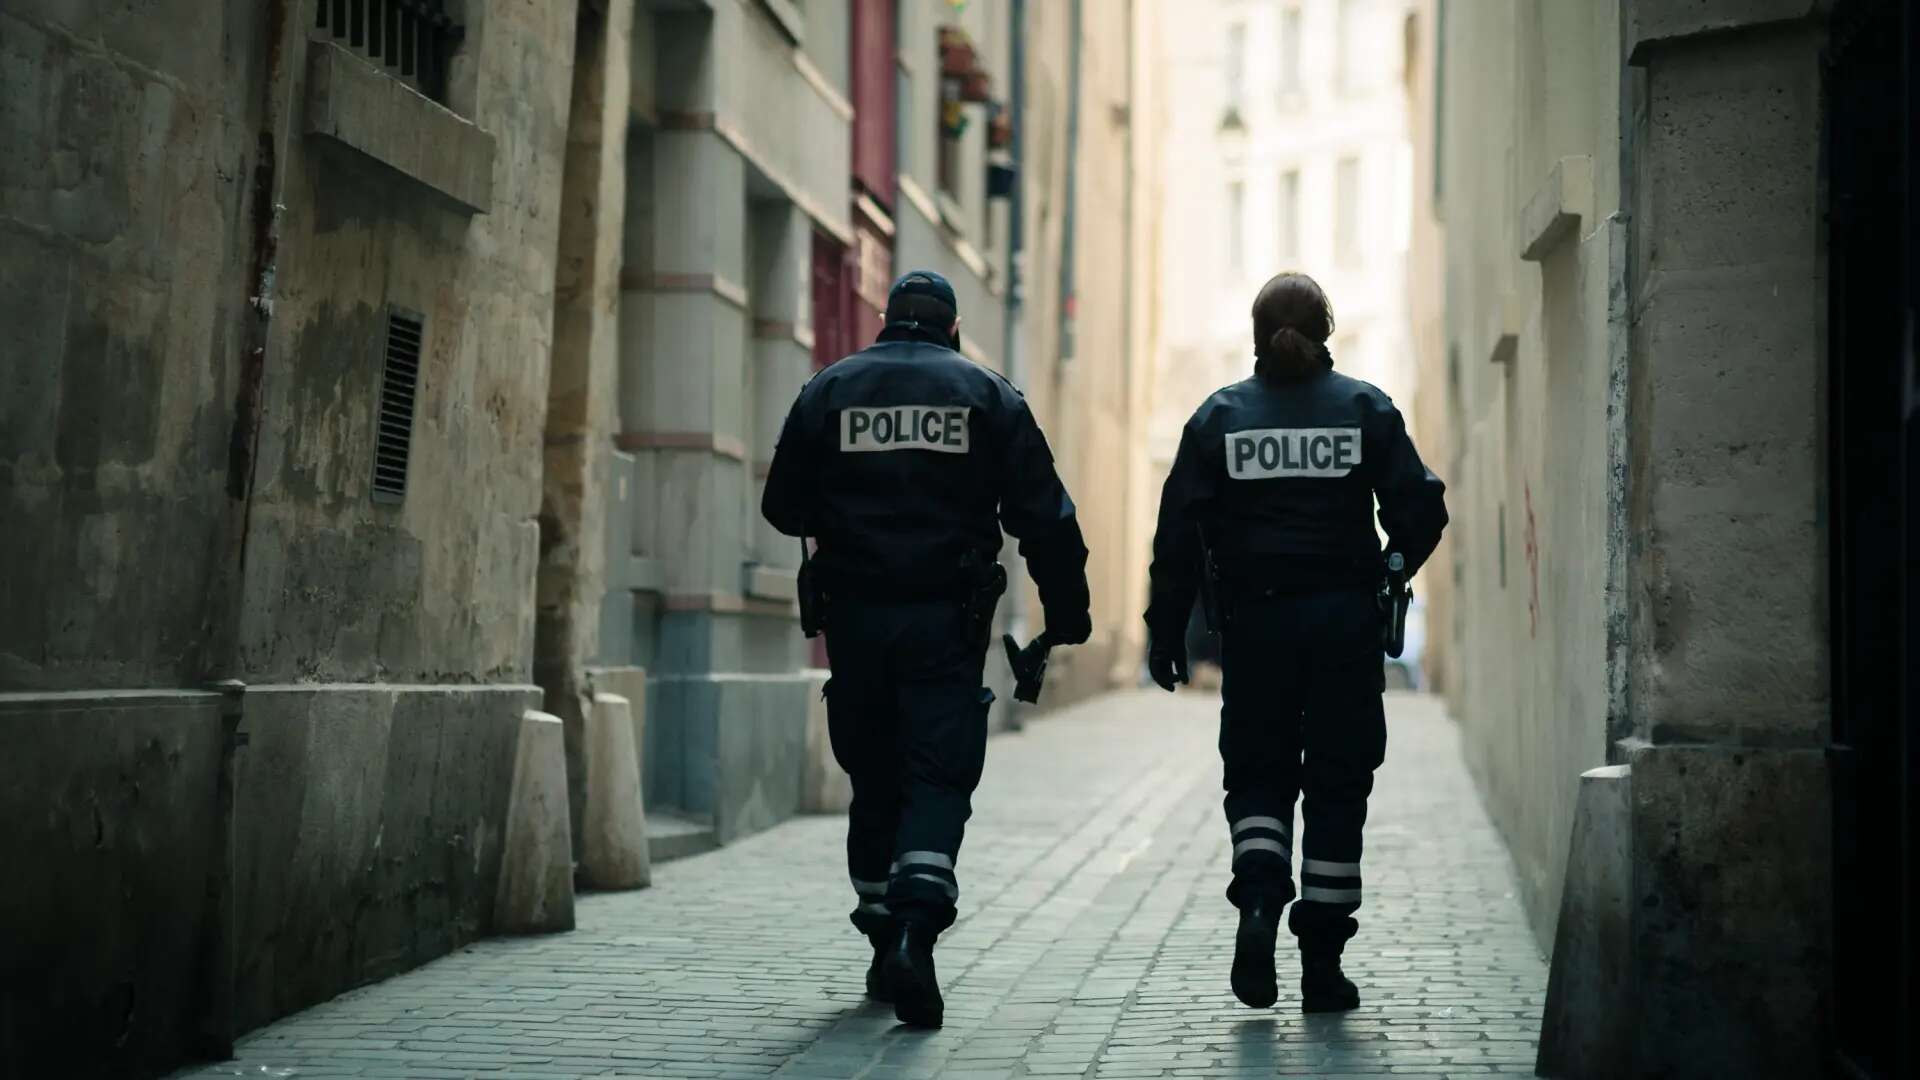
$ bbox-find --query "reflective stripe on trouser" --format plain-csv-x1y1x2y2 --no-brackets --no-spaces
1217,587,1388,943
824,597,993,938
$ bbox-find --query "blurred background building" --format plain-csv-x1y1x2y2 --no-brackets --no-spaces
1148,0,1422,681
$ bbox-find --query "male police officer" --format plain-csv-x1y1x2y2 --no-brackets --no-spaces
1145,272,1447,1013
762,271,1092,1028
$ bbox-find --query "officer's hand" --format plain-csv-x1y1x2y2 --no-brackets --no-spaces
1046,609,1092,647
1148,648,1189,693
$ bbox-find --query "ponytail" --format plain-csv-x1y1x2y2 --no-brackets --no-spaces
1257,326,1328,381
1250,273,1335,382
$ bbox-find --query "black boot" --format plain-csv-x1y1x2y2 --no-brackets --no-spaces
882,923,943,1027
1230,899,1281,1009
865,935,892,1002
1299,937,1360,1013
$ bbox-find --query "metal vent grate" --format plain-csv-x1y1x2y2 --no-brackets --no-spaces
372,309,423,503
315,0,464,102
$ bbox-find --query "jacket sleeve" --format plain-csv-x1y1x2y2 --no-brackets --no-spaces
1144,415,1220,647
995,398,1091,636
760,393,813,538
1371,403,1448,577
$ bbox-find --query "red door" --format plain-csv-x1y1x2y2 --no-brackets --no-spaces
806,232,856,667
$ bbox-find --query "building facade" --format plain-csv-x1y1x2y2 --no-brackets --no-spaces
1,1,1156,1075
3,0,576,1074
1406,1,1916,1075
535,0,1158,860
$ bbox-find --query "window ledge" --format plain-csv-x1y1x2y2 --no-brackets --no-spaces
1519,155,1593,262
620,557,664,594
1486,292,1524,366
934,190,968,232
742,563,799,603
752,0,806,45
304,38,495,214
755,0,806,46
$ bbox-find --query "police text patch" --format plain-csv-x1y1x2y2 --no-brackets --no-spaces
841,405,971,453
1225,427,1361,479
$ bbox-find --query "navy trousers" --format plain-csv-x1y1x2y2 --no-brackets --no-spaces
1217,587,1387,944
825,597,993,939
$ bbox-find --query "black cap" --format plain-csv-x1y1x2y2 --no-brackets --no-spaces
885,270,958,325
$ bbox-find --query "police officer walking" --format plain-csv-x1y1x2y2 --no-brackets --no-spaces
762,271,1092,1028
1144,272,1447,1013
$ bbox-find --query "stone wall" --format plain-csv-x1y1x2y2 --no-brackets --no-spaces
1423,1,1835,1073
0,0,267,692
1618,6,1832,1072
0,691,226,1078
229,684,539,1033
1430,0,1621,948
0,1,584,1074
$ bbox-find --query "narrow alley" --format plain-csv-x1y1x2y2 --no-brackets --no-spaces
177,692,1543,1080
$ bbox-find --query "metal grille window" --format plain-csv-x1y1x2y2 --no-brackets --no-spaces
372,309,423,503
314,0,464,102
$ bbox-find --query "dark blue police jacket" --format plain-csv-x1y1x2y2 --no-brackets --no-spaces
761,324,1090,624
1144,366,1448,645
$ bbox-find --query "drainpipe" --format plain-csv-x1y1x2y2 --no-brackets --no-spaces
200,680,249,1059
1003,0,1030,642
1058,0,1083,369
199,0,296,1056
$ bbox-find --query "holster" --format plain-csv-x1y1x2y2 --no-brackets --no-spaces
798,538,825,639
1378,552,1410,658
959,550,1008,649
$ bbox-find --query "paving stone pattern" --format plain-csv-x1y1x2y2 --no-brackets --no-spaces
177,690,1546,1079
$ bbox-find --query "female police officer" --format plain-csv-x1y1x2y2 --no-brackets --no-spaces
1144,272,1447,1012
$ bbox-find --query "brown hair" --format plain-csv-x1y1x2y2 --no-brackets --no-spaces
1251,272,1336,381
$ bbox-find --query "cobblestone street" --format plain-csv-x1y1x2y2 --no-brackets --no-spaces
177,690,1546,1079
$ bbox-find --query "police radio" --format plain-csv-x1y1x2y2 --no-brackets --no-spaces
1379,552,1411,658
797,537,825,638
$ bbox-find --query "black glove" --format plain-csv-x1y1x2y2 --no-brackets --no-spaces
1046,608,1092,646
1148,643,1189,693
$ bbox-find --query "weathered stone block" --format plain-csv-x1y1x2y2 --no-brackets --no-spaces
1537,765,1632,1079
580,692,651,890
231,684,533,1029
1637,26,1821,273
0,690,224,1077
653,673,812,843
1626,742,1830,1078
1625,0,1821,63
496,709,577,934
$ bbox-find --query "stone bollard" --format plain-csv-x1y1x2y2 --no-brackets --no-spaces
1536,764,1632,1078
581,692,650,889
495,710,576,933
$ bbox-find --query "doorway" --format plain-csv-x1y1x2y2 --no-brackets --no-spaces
1825,2,1916,1076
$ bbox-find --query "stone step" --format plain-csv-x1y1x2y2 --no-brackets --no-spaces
645,808,718,863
